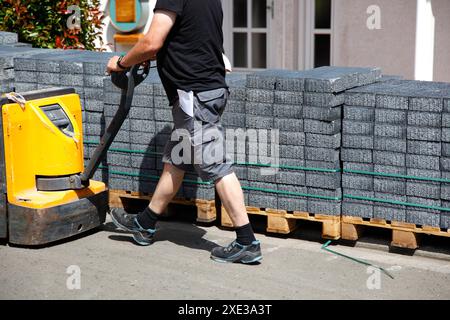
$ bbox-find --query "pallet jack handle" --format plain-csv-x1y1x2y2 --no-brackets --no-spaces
80,63,151,185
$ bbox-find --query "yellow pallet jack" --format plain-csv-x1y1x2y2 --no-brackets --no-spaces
0,64,149,245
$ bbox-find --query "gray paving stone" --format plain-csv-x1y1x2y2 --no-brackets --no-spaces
374,124,407,138
344,105,374,121
406,181,440,199
375,109,407,124
342,202,373,218
343,162,374,172
303,92,344,107
280,145,304,159
304,119,341,135
443,128,450,142
130,107,154,120
305,160,341,170
441,184,450,201
303,66,381,93
374,177,406,194
85,87,104,100
344,92,376,107
274,118,304,132
276,170,306,186
305,133,341,149
406,196,441,227
441,157,450,171
130,119,156,133
373,137,407,153
443,143,450,158
409,97,443,113
408,126,441,142
246,102,273,116
248,167,277,183
154,108,173,122
222,112,246,128
84,99,104,112
373,151,405,167
132,95,153,108
374,164,406,175
342,134,374,149
342,174,374,191
442,113,450,128
341,148,373,163
154,96,171,109
407,111,441,127
406,154,440,170
373,192,406,222
246,115,274,129
279,132,306,146
407,140,441,156
15,70,37,83
307,199,341,216
302,105,342,121
305,172,341,189
305,147,340,162
246,89,275,104
274,91,303,105
376,94,409,110
14,82,37,92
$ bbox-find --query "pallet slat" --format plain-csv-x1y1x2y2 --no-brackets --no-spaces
342,215,450,249
109,190,216,223
221,206,340,239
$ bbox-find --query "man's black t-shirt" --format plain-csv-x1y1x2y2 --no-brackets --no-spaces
154,0,227,105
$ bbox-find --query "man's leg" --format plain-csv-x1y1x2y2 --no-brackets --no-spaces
211,172,262,264
148,163,185,214
110,163,185,245
215,172,249,227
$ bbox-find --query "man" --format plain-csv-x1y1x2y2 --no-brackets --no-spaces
106,0,262,264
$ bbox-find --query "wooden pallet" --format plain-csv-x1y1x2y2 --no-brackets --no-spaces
342,215,450,249
109,190,217,223
221,206,340,239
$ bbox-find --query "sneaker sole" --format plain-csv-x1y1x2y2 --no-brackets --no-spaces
210,253,263,264
132,233,153,246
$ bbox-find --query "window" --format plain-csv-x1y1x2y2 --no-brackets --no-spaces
312,0,332,67
230,0,270,70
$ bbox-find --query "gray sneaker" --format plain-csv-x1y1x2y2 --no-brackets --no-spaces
210,240,262,264
110,208,155,246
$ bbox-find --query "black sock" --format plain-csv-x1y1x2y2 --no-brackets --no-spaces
136,207,159,230
235,223,256,246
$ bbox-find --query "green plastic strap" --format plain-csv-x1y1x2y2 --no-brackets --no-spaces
238,161,340,173
344,194,450,212
85,141,340,172
344,169,450,184
322,241,394,279
97,165,213,186
95,165,340,200
240,186,341,201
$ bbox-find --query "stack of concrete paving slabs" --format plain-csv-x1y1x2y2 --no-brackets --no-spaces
299,67,381,216
0,44,46,94
240,67,381,215
343,79,450,228
222,72,249,202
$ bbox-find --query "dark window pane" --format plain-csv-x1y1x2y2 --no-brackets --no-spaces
234,33,248,68
233,0,247,28
315,0,331,29
252,33,266,68
314,34,330,67
252,0,267,28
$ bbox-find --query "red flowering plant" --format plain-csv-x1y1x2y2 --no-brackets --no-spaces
0,0,105,50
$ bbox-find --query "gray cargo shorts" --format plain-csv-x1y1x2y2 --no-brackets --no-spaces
162,87,234,182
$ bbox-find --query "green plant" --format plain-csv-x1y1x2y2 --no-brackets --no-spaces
0,0,104,50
